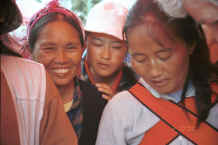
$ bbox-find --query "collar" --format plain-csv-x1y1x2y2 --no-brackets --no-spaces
138,78,196,103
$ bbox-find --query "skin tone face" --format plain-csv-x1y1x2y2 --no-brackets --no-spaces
86,32,127,83
33,20,82,88
127,22,193,94
86,32,127,100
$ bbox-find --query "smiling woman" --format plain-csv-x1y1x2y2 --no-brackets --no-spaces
27,0,85,138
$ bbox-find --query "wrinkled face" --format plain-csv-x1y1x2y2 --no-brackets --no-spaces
33,20,82,86
86,32,127,78
127,23,192,94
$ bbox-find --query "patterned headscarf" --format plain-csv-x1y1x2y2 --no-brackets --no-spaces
27,0,85,46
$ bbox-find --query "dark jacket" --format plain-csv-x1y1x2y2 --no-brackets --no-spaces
79,59,138,145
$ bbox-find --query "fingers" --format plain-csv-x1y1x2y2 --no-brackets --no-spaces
95,83,114,100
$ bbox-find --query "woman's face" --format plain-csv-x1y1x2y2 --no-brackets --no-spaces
127,23,192,94
86,32,127,78
33,20,82,86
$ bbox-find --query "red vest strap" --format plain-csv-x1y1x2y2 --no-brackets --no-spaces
129,83,218,145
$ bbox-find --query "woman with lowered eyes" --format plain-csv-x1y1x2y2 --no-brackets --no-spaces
96,0,218,145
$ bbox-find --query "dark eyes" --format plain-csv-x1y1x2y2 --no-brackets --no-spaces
66,44,80,51
41,45,80,53
41,47,55,52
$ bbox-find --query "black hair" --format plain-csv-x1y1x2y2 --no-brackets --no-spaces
28,12,84,53
123,0,218,124
0,0,22,35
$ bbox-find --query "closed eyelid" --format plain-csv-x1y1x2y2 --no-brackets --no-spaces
132,53,147,61
155,48,172,60
91,37,103,42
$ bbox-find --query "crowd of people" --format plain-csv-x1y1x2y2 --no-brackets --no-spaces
1,0,218,145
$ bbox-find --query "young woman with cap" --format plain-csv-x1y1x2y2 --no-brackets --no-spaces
79,1,138,145
0,0,78,145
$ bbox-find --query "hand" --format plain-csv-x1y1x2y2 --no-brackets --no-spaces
95,83,115,100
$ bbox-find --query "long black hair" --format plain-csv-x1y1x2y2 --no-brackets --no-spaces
123,0,218,124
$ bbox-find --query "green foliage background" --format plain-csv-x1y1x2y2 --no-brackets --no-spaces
36,0,102,22
70,0,102,22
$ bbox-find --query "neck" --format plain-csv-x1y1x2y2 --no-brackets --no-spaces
93,72,118,86
57,80,75,102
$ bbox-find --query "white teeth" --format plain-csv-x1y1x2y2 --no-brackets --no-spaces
53,69,70,74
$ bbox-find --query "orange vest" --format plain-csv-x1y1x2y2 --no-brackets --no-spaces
129,83,218,145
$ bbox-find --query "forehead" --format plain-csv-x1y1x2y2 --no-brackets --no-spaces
127,17,175,48
87,32,123,42
41,20,78,34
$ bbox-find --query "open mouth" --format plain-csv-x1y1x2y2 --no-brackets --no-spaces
52,68,71,77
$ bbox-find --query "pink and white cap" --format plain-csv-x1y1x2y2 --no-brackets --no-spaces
85,1,128,40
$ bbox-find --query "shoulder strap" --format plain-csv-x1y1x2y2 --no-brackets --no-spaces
129,83,218,145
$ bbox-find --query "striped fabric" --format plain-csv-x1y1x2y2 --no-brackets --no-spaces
66,79,83,138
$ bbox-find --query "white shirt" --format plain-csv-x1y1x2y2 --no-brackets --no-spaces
95,78,218,145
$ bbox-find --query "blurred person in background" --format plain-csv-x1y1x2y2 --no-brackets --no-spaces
183,0,218,63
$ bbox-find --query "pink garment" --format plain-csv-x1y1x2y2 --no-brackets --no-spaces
1,55,46,145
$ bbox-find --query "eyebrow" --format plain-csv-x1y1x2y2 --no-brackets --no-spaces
111,41,122,45
132,53,145,57
40,42,56,46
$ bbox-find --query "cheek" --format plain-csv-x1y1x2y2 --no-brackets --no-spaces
35,51,53,67
112,52,125,64
131,60,144,76
112,48,127,63
71,52,82,65
166,54,189,85
87,47,98,61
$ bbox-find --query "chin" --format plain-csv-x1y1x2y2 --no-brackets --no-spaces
157,87,180,95
99,71,118,79
54,79,72,87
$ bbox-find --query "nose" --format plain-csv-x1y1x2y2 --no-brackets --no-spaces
55,48,67,64
149,59,162,78
100,44,111,60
